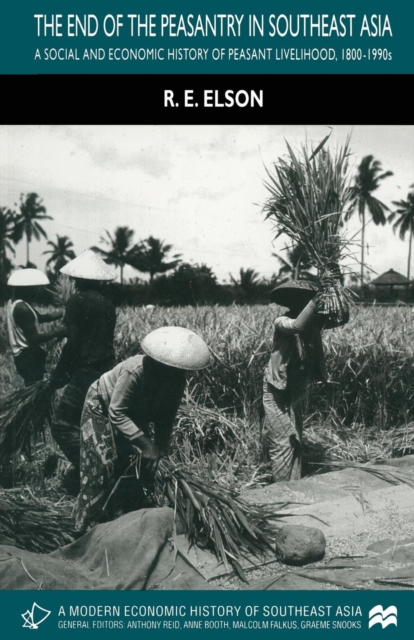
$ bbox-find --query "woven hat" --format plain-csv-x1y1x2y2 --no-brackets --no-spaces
60,250,116,281
271,279,318,307
141,327,211,371
7,268,50,287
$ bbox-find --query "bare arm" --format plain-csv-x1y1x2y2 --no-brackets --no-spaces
36,308,65,324
14,303,66,346
275,298,319,335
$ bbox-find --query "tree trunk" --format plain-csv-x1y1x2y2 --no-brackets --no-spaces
360,199,365,299
408,229,412,281
26,235,30,266
120,264,124,285
0,242,6,286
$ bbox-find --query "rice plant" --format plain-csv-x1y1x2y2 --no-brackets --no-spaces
262,132,356,326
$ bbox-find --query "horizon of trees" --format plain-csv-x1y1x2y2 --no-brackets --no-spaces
0,164,413,297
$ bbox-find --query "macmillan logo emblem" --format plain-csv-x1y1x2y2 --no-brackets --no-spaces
21,603,51,629
368,605,398,629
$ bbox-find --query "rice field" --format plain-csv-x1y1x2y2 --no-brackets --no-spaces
0,303,413,490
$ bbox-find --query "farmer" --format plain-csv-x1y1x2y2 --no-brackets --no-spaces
261,276,339,482
6,269,65,386
73,326,211,533
50,250,117,480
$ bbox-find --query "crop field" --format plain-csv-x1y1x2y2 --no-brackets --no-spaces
1,303,413,491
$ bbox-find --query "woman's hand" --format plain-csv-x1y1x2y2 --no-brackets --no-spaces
319,274,335,290
131,435,161,476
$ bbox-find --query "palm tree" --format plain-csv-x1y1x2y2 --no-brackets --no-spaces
13,193,52,266
272,244,314,281
230,268,261,294
345,156,393,285
0,207,17,285
43,234,76,273
92,226,135,284
129,236,181,282
388,186,414,280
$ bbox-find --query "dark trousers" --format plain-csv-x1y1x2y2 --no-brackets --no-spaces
14,346,46,387
51,368,108,471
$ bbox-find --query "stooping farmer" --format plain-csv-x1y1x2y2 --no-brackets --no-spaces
261,274,345,483
50,250,117,481
6,269,65,386
73,326,211,533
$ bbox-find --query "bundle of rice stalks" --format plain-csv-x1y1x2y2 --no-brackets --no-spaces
263,131,356,327
0,489,75,553
45,273,75,306
153,458,290,582
0,380,55,464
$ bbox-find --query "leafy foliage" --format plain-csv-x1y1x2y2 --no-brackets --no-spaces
92,226,136,284
388,186,414,279
43,234,76,273
345,155,393,284
128,236,181,282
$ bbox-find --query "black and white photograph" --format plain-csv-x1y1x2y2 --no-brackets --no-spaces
0,124,413,592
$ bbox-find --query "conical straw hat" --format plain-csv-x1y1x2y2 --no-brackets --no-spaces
60,250,116,281
271,279,318,307
8,268,50,287
141,327,211,371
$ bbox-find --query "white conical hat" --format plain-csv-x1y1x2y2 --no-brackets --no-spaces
7,268,50,287
141,327,211,371
60,250,116,280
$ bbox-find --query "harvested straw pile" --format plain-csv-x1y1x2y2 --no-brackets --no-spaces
0,380,55,463
263,131,355,327
0,489,75,553
304,422,414,465
154,458,289,581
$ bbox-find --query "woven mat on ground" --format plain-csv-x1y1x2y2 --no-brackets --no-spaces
0,507,209,591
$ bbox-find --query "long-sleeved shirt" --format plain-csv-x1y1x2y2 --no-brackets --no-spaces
264,299,327,392
97,354,186,448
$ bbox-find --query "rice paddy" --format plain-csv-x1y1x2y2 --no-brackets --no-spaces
0,303,413,491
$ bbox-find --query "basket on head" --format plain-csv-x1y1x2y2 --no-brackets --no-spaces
60,250,116,281
7,269,50,287
141,327,211,371
271,279,318,308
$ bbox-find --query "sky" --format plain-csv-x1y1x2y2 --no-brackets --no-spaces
0,124,413,283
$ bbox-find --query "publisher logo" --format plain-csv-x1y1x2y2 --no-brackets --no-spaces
21,603,51,629
368,605,397,629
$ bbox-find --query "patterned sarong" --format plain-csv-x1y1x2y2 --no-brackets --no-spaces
51,368,105,471
73,381,118,533
73,381,149,533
